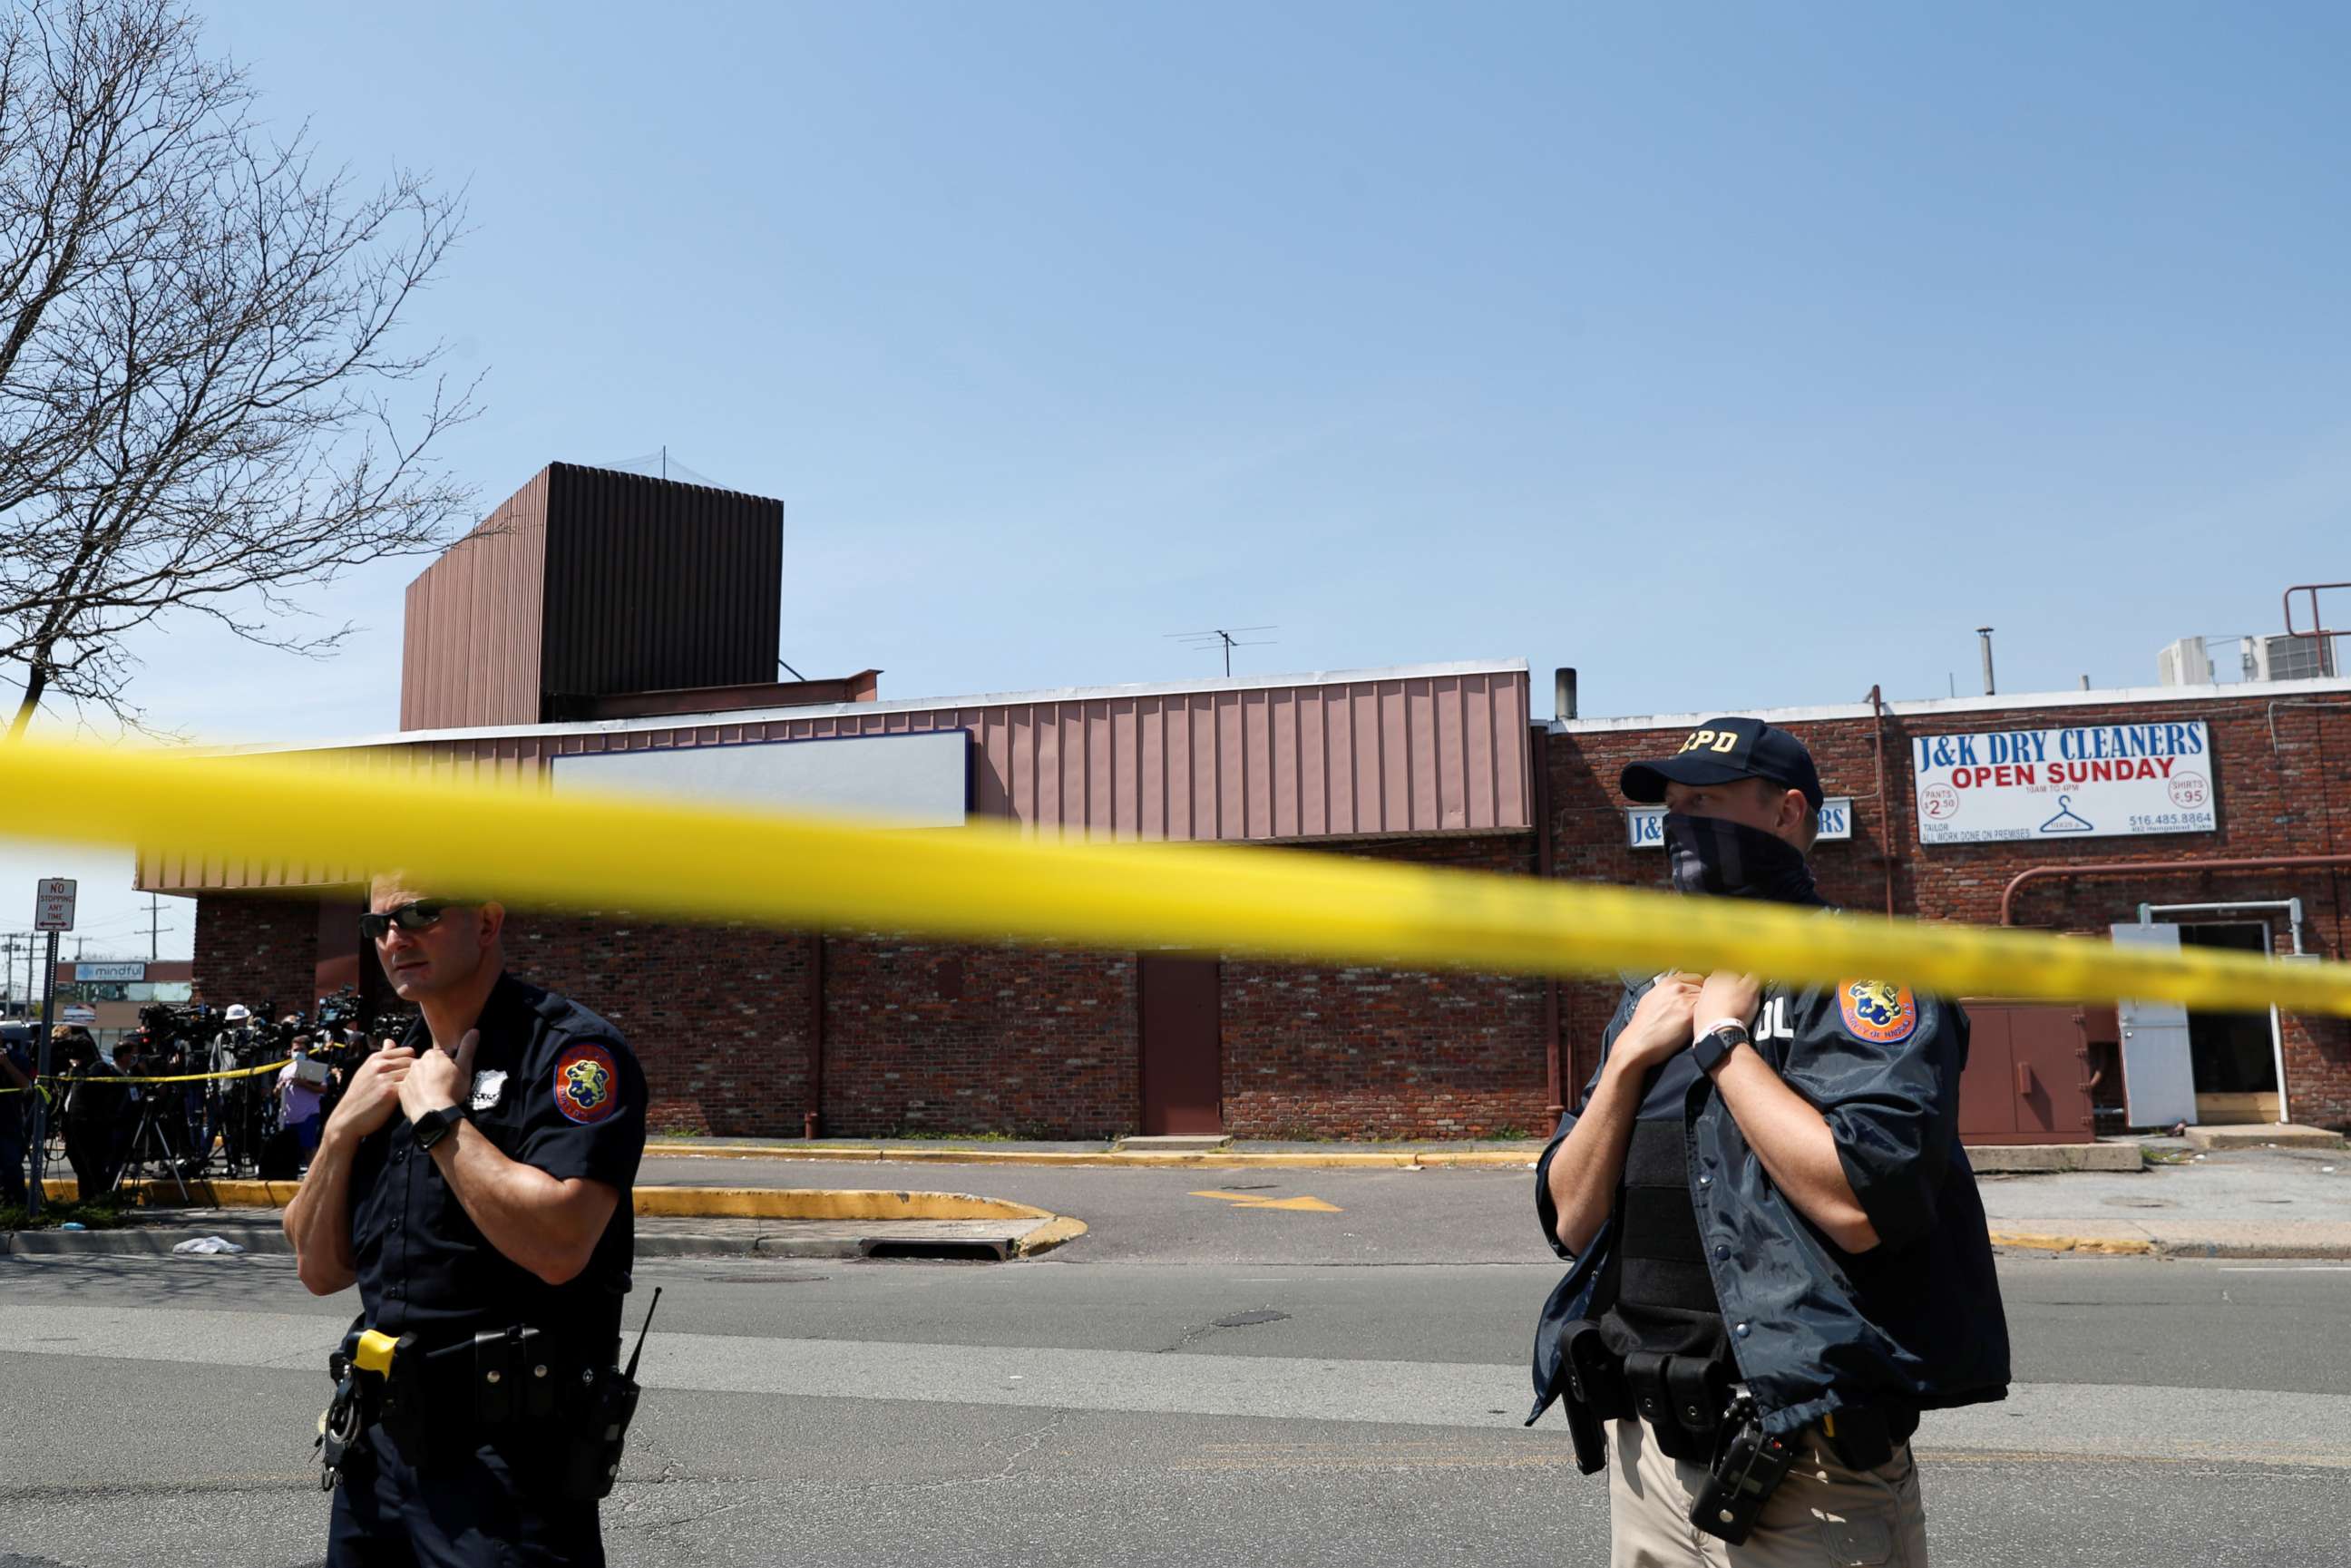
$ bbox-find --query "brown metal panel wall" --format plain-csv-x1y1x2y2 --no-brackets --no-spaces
399,468,550,731
537,464,782,715
137,667,1533,890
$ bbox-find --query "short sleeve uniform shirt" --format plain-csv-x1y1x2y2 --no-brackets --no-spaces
346,973,647,1357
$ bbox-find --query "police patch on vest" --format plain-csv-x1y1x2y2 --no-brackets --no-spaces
1839,980,1917,1044
552,1043,621,1125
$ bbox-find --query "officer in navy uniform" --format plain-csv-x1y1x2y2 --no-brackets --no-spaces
1529,718,2009,1566
286,873,648,1567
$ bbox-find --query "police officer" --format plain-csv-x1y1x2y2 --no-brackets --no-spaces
1530,717,2009,1566
285,873,648,1566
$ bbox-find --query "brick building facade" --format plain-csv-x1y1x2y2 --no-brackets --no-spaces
151,468,2351,1138
1549,687,2351,1130
179,673,2351,1139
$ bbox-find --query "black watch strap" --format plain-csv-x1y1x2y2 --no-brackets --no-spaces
1693,1022,1750,1076
411,1105,465,1151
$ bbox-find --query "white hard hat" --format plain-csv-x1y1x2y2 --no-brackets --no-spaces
224,1004,250,1022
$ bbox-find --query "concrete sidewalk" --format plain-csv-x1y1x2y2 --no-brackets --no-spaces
1974,1142,2351,1258
15,1138,2345,1261
638,1134,2152,1174
629,1135,2351,1260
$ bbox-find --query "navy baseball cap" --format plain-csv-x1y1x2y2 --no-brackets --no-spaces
1621,716,1824,811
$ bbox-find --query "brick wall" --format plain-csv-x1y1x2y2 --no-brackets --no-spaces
1548,692,2351,1128
824,939,1136,1138
502,834,1554,1142
1222,832,1555,1138
504,910,811,1137
193,894,322,1019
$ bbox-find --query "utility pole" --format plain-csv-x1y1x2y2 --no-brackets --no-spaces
1167,626,1279,677
150,894,161,961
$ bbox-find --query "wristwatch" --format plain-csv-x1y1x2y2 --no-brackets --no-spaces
410,1105,466,1152
1693,1021,1751,1076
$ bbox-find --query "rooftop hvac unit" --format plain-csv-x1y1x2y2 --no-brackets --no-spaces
2157,637,2213,687
2242,633,2338,683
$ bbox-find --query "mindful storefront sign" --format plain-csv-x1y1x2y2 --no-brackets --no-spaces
1913,722,2214,845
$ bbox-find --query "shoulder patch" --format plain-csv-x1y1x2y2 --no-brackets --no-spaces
1839,980,1918,1044
551,1042,622,1125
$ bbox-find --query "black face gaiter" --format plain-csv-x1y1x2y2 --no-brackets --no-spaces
1662,812,1824,906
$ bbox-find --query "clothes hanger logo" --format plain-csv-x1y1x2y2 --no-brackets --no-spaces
2039,794,2094,833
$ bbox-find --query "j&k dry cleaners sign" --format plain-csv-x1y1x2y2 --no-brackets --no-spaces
1913,721,2215,845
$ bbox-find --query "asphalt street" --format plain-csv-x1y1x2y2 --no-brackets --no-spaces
5,1164,2349,1567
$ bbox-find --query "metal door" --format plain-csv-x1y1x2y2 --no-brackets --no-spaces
2111,923,2197,1127
2007,1008,2094,1139
1139,956,1222,1135
1955,1008,2018,1140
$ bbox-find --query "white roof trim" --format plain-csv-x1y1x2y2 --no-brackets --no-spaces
201,658,1533,758
1550,674,2351,735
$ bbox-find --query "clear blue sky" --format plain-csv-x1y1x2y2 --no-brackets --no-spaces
10,0,2350,966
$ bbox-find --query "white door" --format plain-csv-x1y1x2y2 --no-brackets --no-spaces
2112,922,2198,1127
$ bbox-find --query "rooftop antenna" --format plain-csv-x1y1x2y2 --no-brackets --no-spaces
1166,627,1279,677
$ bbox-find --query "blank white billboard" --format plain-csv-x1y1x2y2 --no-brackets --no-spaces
549,730,971,826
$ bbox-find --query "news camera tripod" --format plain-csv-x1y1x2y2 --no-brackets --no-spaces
111,1088,193,1203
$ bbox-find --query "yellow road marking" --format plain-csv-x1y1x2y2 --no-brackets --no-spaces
1190,1190,1343,1213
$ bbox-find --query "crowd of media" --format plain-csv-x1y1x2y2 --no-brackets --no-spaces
0,987,420,1208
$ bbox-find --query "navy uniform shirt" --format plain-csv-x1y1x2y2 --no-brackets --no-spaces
347,973,646,1357
1531,971,2011,1437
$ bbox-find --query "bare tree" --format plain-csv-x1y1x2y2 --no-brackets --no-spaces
0,0,479,737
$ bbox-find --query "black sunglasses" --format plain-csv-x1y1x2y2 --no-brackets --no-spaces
359,900,455,942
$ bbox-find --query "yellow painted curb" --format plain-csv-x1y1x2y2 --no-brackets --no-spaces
42,1176,305,1208
1988,1230,2158,1256
631,1187,1050,1222
1412,1151,1547,1169
1013,1214,1089,1257
38,1174,1075,1232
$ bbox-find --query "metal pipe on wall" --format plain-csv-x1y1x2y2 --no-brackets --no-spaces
804,930,825,1139
1868,686,1898,918
2000,855,2351,928
1533,721,1563,1116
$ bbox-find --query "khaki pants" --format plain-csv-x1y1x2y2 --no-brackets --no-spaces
1607,1417,1930,1568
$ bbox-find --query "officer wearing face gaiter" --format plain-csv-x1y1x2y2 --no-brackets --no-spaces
1528,717,2008,1567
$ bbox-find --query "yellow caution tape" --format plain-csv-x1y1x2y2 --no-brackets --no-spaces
52,1057,293,1086
0,735,2346,1017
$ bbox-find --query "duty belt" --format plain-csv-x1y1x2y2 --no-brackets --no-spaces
316,1324,582,1483
317,1290,661,1504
